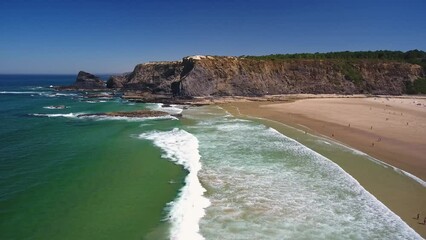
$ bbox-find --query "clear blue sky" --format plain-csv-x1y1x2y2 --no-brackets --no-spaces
1,0,425,74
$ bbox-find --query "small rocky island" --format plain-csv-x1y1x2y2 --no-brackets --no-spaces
57,71,106,90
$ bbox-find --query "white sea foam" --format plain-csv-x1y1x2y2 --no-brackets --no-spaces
268,127,424,234
0,91,78,98
139,128,210,240
27,86,44,90
184,108,421,239
312,133,426,187
1,91,42,94
31,113,177,122
43,106,67,110
79,115,178,122
52,93,78,97
83,100,108,103
231,110,426,188
31,113,82,118
148,103,184,115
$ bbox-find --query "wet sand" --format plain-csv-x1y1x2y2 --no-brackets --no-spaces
221,95,426,237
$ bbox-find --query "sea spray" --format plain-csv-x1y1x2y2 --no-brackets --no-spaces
139,128,210,240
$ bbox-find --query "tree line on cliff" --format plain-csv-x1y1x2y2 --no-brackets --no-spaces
243,50,426,94
243,49,426,69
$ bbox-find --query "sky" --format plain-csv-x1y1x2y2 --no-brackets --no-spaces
0,0,425,74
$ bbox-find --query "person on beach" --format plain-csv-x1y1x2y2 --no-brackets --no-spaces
416,213,419,220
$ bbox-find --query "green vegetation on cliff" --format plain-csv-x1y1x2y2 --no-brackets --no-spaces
101,51,424,96
243,50,426,71
335,62,363,85
406,78,426,94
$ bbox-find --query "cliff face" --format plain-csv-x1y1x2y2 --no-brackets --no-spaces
107,61,182,93
108,56,424,96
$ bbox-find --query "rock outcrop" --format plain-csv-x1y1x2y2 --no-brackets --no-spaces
106,75,126,88
105,56,425,96
109,62,182,93
57,71,106,90
74,71,105,89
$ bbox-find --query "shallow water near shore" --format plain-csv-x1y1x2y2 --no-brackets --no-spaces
181,106,422,239
0,75,423,239
223,103,426,238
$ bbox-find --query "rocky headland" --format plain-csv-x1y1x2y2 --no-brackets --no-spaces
60,51,426,103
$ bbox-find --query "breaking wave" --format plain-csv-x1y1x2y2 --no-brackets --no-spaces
187,112,421,239
0,91,78,97
139,128,210,240
30,113,177,121
148,103,184,115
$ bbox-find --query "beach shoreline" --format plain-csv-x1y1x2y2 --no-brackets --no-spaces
218,94,426,237
220,95,426,181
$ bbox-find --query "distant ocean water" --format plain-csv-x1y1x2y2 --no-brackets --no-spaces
0,75,421,239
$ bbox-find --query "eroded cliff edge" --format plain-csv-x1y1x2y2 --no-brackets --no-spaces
105,55,424,97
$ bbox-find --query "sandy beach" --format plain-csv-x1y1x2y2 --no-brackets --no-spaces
221,95,426,237
226,95,426,181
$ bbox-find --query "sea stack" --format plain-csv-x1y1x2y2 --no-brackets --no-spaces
73,71,106,89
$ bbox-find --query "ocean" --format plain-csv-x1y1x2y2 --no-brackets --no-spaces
0,75,422,239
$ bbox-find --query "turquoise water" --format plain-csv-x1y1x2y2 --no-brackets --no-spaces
0,75,185,239
0,75,422,239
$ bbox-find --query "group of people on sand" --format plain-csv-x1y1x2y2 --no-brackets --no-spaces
415,213,426,225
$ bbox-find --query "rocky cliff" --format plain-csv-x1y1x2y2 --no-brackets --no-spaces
107,61,182,93
107,56,424,96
